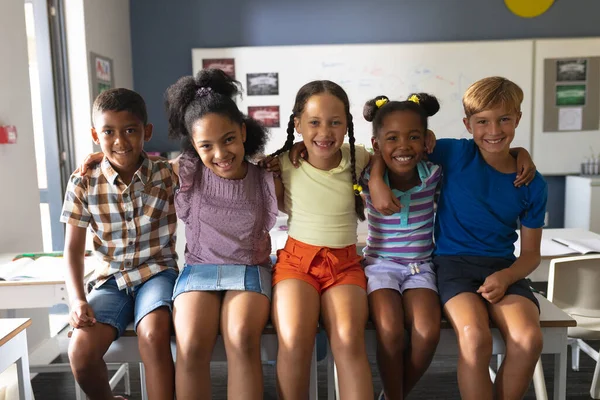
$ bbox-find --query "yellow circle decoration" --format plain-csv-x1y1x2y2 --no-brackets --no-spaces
505,0,555,18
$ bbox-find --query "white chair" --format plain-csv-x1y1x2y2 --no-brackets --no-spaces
547,254,600,399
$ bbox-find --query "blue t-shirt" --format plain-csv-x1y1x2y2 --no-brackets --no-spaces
429,139,548,260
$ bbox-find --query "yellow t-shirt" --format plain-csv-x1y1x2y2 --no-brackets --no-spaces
279,143,371,248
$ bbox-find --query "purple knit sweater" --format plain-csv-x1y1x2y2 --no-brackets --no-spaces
175,151,278,267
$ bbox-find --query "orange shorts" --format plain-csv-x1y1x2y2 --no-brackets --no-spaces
272,237,367,294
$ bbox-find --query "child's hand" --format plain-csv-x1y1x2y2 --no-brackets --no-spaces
477,270,511,304
369,177,401,215
425,129,437,154
74,152,104,176
514,148,536,187
258,155,281,177
69,299,96,329
289,141,307,168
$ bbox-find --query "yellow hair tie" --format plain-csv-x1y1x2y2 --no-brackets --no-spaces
375,98,388,108
408,94,420,105
353,184,363,193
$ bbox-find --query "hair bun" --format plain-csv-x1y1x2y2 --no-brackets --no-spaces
408,93,440,117
194,68,241,99
363,95,389,122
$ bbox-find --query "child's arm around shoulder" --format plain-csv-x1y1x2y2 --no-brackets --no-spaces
366,153,401,215
509,147,536,187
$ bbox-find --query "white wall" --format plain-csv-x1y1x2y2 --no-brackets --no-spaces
0,0,43,253
66,0,133,164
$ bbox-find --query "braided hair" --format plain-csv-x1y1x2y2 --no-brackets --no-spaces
165,68,269,160
271,80,365,221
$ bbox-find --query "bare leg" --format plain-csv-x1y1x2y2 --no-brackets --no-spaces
402,288,441,396
68,323,124,400
444,293,494,400
272,279,320,400
221,291,270,400
369,289,405,400
322,284,374,400
137,307,175,400
172,292,222,399
488,295,543,399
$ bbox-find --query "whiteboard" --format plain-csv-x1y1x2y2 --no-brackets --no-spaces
533,38,600,175
192,40,533,155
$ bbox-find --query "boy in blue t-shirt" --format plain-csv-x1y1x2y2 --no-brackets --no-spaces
370,76,547,400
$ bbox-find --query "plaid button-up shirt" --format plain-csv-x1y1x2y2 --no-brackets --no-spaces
60,154,179,290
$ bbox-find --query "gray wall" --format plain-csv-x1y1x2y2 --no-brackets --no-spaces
130,0,599,227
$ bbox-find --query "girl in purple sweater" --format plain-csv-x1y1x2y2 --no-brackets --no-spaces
164,68,280,399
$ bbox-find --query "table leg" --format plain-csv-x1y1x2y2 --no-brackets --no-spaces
15,331,33,400
554,344,568,400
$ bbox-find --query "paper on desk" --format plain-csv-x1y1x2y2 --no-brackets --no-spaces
514,238,580,257
0,256,98,281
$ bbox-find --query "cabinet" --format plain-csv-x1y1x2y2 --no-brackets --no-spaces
564,176,600,233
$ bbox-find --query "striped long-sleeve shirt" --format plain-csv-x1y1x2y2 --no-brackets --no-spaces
362,161,442,263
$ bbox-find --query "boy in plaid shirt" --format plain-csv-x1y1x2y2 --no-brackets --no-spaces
61,88,178,400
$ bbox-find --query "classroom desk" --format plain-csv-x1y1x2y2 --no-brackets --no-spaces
0,255,95,367
516,228,600,281
0,318,33,400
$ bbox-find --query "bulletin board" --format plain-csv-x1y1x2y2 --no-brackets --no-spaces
192,40,534,155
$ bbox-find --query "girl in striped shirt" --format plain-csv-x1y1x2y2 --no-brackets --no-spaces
361,93,442,400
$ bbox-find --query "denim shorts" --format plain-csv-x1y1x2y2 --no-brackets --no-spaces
434,255,540,312
364,256,438,295
172,264,272,301
87,268,178,338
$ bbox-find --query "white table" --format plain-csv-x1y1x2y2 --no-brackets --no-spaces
0,318,33,400
515,228,600,281
0,255,96,367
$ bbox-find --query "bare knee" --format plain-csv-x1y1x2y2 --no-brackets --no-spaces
376,319,406,355
329,323,366,357
68,337,105,379
410,322,440,354
458,324,492,360
277,325,315,362
176,334,214,367
507,327,543,360
138,324,171,354
225,323,262,357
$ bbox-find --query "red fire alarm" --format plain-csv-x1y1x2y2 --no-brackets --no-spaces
0,125,17,144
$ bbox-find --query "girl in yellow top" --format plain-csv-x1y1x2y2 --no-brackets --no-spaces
269,80,373,400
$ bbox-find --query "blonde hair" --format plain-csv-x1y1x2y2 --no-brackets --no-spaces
462,76,523,118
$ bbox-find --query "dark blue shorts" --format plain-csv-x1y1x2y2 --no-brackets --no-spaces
434,255,539,312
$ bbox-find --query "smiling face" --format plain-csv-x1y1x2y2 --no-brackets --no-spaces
295,93,347,168
91,110,152,179
463,105,521,155
190,113,247,180
373,110,425,178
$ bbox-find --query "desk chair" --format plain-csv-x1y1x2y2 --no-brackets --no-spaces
547,254,600,399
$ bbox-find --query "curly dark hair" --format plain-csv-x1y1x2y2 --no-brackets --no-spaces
270,80,365,221
164,68,269,160
363,92,440,138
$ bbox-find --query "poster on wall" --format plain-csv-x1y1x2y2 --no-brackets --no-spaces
248,106,280,128
202,58,236,78
247,73,279,96
90,52,114,100
556,59,587,82
556,84,586,106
